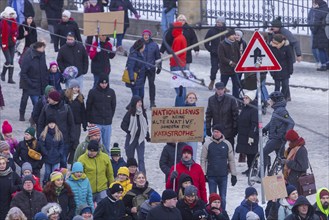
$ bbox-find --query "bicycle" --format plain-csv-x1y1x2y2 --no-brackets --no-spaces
248,136,285,186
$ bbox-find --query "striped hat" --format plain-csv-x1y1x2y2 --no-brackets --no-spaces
110,143,121,156
87,124,100,137
0,141,10,152
50,171,63,182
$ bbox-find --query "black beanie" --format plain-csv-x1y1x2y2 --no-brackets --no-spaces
271,16,282,28
126,158,138,167
162,189,177,201
212,124,224,133
109,183,124,194
225,29,236,38
98,74,109,84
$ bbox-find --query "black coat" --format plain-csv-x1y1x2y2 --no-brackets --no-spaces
236,100,259,154
146,203,182,220
205,204,229,220
39,131,65,165
17,21,37,49
0,169,21,220
54,19,82,51
93,194,126,220
218,40,240,75
13,139,43,170
310,1,329,49
19,48,49,96
57,42,89,77
10,189,47,220
86,85,116,125
90,41,116,75
204,25,227,55
176,199,206,220
108,0,137,31
284,196,320,220
40,0,64,25
32,95,47,126
205,93,239,139
64,94,87,130
162,0,177,9
269,42,294,80
125,49,146,88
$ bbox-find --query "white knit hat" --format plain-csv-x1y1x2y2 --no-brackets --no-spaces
62,10,71,18
235,30,244,38
1,7,17,19
244,90,257,101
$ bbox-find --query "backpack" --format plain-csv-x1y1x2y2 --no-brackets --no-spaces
126,187,152,211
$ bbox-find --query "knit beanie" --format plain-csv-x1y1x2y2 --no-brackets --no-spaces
162,189,177,201
68,79,80,89
62,10,71,18
25,127,36,137
235,30,244,38
216,16,225,23
44,85,54,97
50,171,63,182
41,203,62,217
245,187,258,198
117,167,129,177
285,130,299,142
87,124,101,137
110,143,121,156
212,124,224,133
46,115,57,125
184,185,198,197
286,184,297,196
142,29,152,36
49,61,58,69
71,162,84,173
87,140,99,152
149,191,161,204
2,120,12,134
225,29,236,38
109,183,124,194
22,162,33,173
182,145,193,156
244,90,257,101
72,216,84,220
0,141,10,152
79,206,92,215
209,193,221,204
319,189,329,198
98,74,109,84
271,16,282,28
246,211,260,220
48,91,61,102
126,158,138,167
34,212,48,220
22,174,36,184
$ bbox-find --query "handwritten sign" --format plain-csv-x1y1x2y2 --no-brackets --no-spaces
151,107,204,143
263,174,288,201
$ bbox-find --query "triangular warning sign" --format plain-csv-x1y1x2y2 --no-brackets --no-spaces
235,31,282,73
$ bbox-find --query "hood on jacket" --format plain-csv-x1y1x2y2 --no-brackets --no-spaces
292,196,315,216
271,99,287,109
178,173,194,188
315,187,329,217
1,6,17,19
172,22,183,38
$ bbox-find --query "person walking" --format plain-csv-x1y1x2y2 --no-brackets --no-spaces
160,0,177,34
17,14,37,59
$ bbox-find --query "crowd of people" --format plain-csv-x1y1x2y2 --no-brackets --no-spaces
0,0,328,220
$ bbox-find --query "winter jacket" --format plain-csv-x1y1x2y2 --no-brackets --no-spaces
166,161,207,203
93,194,127,220
37,101,75,144
111,157,127,177
236,100,259,154
204,25,227,55
57,42,89,77
201,137,237,177
125,49,146,88
263,100,294,140
73,136,106,163
162,0,177,10
0,18,18,50
218,39,240,75
89,40,115,75
313,187,329,220
284,196,320,220
63,93,87,130
112,179,132,199
13,139,43,171
176,199,206,220
84,0,107,13
205,93,239,139
109,0,137,31
19,47,49,96
54,19,82,51
138,199,153,220
39,0,64,25
39,131,65,165
159,142,185,181
278,198,295,220
143,38,161,71
66,174,94,214
269,41,294,80
10,189,47,220
232,199,265,220
48,70,64,91
0,168,21,220
78,151,114,193
170,23,187,67
32,95,47,126
86,84,116,125
146,203,182,220
17,21,37,49
310,1,329,49
205,204,229,220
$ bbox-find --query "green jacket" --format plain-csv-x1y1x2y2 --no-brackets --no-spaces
73,136,106,162
314,187,329,218
78,151,114,193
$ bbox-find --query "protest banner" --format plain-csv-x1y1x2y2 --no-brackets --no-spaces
263,174,288,201
151,107,204,143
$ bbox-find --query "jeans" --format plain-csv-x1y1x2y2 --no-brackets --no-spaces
131,87,145,100
116,29,126,47
96,124,112,154
318,48,329,67
263,139,284,169
93,74,100,88
185,142,198,161
144,70,156,103
171,66,187,106
220,74,240,99
93,190,107,203
19,90,39,115
161,8,176,34
44,163,60,183
66,75,84,91
210,54,219,80
208,176,228,210
2,45,15,65
125,134,146,173
274,78,289,99
261,79,269,102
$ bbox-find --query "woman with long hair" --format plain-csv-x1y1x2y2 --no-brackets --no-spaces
121,96,149,173
39,117,64,184
43,171,76,220
5,207,27,220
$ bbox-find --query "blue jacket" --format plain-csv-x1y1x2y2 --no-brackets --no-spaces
142,38,161,72
125,49,146,88
48,70,63,91
39,131,64,165
232,200,265,220
111,157,127,178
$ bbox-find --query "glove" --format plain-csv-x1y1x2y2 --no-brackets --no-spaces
231,175,237,186
96,47,101,52
145,132,151,142
156,68,161,74
134,13,140,20
130,81,135,87
112,46,117,52
248,137,254,145
206,129,212,137
262,128,268,135
170,171,178,182
204,175,208,182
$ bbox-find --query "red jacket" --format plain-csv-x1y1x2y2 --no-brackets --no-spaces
0,18,18,50
166,161,207,203
170,22,187,68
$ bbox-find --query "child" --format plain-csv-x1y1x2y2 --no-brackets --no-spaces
0,140,16,171
21,162,43,192
48,61,64,91
178,173,193,200
2,120,18,154
39,117,64,185
111,166,132,199
126,157,138,183
110,143,126,177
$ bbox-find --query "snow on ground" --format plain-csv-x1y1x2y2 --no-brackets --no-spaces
0,30,328,216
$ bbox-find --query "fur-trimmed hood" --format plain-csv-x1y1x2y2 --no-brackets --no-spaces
1,7,17,19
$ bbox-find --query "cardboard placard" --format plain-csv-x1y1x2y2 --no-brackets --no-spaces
263,174,288,201
151,107,204,143
83,11,124,36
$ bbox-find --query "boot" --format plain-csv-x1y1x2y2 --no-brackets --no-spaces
208,80,215,90
1,66,8,81
8,66,16,84
19,113,25,121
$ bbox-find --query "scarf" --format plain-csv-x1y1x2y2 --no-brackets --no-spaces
286,198,296,205
55,185,64,196
182,158,193,168
224,38,234,45
1,19,18,50
283,137,305,180
71,173,87,181
0,167,13,176
72,93,79,100
128,108,148,145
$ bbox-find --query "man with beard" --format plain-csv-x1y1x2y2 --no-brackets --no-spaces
314,188,329,220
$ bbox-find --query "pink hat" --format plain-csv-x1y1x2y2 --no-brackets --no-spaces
142,29,152,36
49,61,58,69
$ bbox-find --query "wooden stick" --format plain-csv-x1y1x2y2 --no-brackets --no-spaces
156,30,228,64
